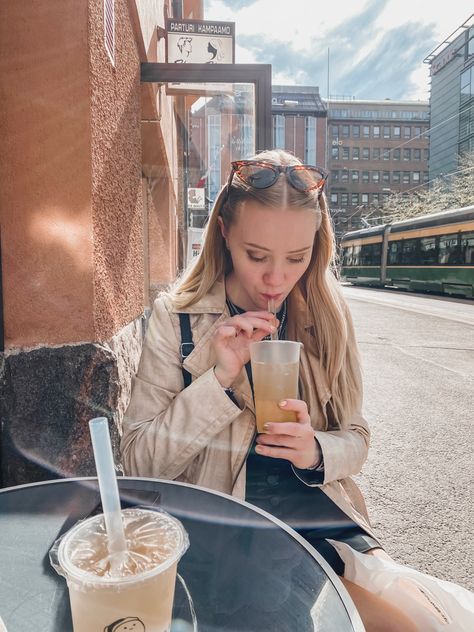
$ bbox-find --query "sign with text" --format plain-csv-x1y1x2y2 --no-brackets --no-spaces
186,227,205,266
187,188,205,210
166,19,235,64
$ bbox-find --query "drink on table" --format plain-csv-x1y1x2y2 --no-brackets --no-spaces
51,507,189,632
250,340,302,433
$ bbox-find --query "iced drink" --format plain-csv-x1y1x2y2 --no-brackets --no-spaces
250,340,302,433
51,507,189,632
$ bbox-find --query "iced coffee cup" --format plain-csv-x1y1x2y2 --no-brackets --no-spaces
50,507,189,632
250,340,302,433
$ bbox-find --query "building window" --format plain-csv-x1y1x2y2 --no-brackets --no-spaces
403,148,411,161
392,171,400,183
383,148,390,160
362,170,369,183
373,126,380,138
332,170,339,182
332,146,339,160
372,193,379,206
104,0,115,66
414,126,421,137
342,147,350,160
305,116,317,164
383,171,390,183
383,126,390,138
351,170,359,182
361,193,369,205
402,171,410,184
362,147,370,160
373,147,380,160
341,170,349,182
393,126,401,138
351,193,359,205
372,171,380,183
331,193,338,205
412,171,420,183
393,148,400,161
341,125,350,138
341,193,348,206
403,126,411,138
352,147,360,160
363,125,370,138
423,171,429,183
413,148,421,160
424,149,429,160
208,114,222,202
273,115,285,149
352,125,360,138
331,125,339,137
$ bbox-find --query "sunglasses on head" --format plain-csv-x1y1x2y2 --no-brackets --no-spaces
227,160,328,196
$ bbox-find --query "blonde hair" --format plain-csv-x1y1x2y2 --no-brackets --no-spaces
169,149,362,426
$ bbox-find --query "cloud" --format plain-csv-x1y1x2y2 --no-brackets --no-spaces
237,1,437,99
219,0,258,8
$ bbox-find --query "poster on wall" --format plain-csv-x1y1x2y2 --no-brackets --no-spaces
186,227,205,267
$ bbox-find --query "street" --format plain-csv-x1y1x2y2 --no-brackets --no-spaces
344,285,474,591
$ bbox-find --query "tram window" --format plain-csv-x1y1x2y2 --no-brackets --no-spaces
388,241,402,265
439,234,461,265
342,246,353,266
420,237,438,265
360,242,382,266
352,245,361,266
401,239,418,265
460,232,474,265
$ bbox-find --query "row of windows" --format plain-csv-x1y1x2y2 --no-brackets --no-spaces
331,170,428,184
331,146,428,161
272,114,317,163
331,124,427,140
331,192,392,207
460,65,474,109
342,233,474,266
329,109,429,121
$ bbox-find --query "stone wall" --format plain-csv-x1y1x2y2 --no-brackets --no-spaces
0,316,144,487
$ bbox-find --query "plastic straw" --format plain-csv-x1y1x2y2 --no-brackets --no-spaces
89,417,127,556
268,299,278,341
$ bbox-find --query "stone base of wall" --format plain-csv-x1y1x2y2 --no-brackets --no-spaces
0,316,145,487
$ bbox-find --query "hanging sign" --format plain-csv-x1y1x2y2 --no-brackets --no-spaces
166,19,235,64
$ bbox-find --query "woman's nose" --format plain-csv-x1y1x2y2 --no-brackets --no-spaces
263,264,285,287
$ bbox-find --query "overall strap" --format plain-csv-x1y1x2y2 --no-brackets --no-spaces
178,313,194,388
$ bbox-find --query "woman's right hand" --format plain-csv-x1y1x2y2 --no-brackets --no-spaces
213,312,277,387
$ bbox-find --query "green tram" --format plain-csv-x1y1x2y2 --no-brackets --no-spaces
340,205,474,298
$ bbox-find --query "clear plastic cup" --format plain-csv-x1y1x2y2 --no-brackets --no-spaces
249,340,302,433
50,507,189,632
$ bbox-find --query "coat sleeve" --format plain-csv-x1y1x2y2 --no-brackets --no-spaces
120,297,242,479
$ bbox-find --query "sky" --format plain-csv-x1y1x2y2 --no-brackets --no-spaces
203,0,472,101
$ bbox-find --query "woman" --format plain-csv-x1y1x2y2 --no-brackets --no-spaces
121,150,417,631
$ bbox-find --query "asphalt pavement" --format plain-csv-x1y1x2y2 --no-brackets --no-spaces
343,285,474,591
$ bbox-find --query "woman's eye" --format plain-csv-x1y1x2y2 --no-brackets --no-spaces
247,252,267,263
288,257,305,264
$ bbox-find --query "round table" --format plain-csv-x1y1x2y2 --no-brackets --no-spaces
0,477,364,631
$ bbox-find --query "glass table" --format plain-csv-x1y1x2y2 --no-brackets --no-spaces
0,477,364,631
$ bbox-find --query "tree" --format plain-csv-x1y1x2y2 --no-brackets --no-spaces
371,152,474,224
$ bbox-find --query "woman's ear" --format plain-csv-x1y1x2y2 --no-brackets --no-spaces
217,216,227,240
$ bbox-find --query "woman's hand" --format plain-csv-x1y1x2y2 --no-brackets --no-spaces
255,399,322,470
213,312,276,387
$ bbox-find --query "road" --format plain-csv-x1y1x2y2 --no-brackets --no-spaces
343,285,474,591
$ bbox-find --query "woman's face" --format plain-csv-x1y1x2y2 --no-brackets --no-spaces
220,200,318,311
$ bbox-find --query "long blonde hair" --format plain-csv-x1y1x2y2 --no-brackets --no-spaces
169,149,362,426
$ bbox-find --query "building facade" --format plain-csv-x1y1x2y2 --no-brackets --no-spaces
271,86,327,166
424,15,474,183
326,99,430,233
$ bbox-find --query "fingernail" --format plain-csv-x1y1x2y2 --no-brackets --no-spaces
270,325,276,332
263,422,270,430
279,400,287,407
255,445,263,453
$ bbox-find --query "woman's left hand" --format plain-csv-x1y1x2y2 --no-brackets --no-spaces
255,399,322,470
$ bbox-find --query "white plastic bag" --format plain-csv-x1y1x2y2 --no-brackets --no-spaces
328,539,474,631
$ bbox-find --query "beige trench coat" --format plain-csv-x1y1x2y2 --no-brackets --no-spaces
121,279,378,540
